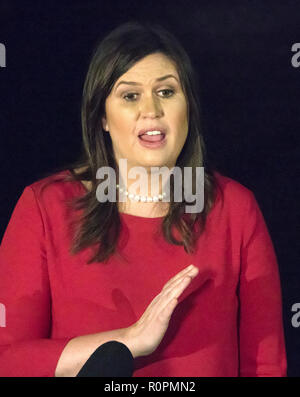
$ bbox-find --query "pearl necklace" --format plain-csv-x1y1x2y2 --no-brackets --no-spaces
116,184,167,202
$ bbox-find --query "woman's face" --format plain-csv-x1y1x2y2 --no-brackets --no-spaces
102,52,189,171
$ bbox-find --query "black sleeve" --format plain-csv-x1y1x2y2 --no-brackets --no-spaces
76,341,134,377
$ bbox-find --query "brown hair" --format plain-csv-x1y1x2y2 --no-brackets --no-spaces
39,20,223,264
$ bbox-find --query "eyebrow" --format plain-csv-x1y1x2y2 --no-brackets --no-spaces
115,74,179,90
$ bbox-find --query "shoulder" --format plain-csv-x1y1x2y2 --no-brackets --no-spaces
3,169,79,236
26,169,81,208
213,170,254,198
212,170,256,215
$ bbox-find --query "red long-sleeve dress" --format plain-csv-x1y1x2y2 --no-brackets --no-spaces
0,170,287,377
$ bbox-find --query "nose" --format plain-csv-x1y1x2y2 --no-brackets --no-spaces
139,94,163,118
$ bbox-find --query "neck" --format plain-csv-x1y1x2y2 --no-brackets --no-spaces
117,162,172,198
118,199,169,218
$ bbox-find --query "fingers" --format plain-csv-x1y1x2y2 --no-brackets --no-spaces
143,265,199,316
160,277,192,321
165,274,193,302
159,270,198,318
162,266,199,296
162,265,197,292
163,297,178,319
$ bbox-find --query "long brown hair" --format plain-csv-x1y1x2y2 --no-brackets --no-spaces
39,20,223,264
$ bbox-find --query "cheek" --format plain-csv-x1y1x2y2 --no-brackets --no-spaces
171,97,188,123
107,109,135,139
173,106,188,138
109,108,131,129
171,116,188,151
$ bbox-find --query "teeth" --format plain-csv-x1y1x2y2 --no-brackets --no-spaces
144,130,162,136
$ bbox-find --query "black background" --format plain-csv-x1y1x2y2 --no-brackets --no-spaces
0,0,299,376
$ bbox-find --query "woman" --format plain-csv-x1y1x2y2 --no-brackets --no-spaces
0,21,287,377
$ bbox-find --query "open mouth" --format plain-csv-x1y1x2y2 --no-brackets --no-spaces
138,132,167,148
138,133,166,142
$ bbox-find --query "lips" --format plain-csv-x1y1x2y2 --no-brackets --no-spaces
139,133,165,142
138,133,167,149
137,127,167,137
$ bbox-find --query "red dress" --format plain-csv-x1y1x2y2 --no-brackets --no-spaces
0,170,287,376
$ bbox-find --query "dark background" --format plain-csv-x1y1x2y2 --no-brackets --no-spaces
0,0,299,376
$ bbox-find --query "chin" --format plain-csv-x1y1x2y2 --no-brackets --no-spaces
142,159,168,168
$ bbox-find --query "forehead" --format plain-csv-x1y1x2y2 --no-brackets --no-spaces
116,53,179,82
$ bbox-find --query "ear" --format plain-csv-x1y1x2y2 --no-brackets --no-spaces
101,115,109,132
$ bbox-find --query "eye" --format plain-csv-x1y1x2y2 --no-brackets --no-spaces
122,89,175,102
158,89,174,97
123,93,139,101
